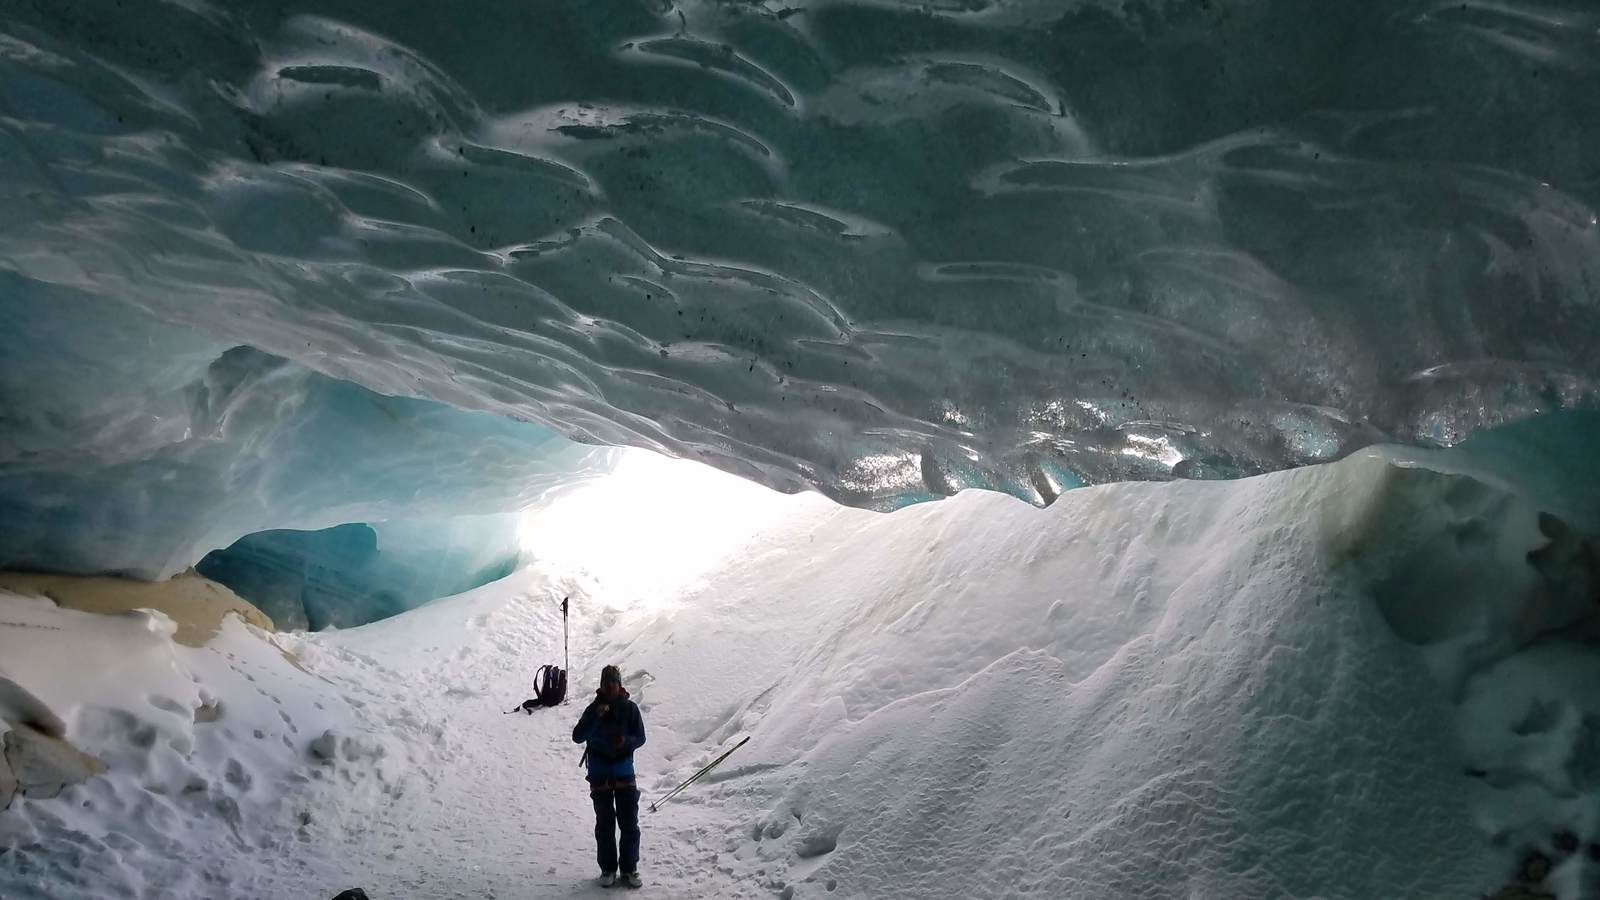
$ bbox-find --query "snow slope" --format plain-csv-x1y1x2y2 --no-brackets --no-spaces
596,450,1597,899
2,446,1596,898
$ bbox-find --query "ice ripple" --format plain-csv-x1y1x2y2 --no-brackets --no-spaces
1,0,1597,512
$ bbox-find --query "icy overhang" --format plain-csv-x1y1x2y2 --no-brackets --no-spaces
1,0,1597,528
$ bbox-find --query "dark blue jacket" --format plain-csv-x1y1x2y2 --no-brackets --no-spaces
572,690,647,782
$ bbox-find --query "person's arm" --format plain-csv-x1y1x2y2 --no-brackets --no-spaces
624,704,647,753
572,703,602,744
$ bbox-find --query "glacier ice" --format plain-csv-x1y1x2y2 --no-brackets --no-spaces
0,286,609,579
0,0,1596,524
1444,411,1600,535
195,514,523,630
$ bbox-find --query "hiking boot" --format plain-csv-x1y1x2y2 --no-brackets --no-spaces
598,871,618,887
622,871,642,888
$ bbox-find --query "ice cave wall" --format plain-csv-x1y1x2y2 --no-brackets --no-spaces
0,281,610,580
0,0,1595,541
194,515,522,630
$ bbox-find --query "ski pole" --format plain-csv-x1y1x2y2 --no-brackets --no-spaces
649,736,751,813
561,596,570,681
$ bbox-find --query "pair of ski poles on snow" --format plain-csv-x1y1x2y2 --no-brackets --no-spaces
648,735,751,813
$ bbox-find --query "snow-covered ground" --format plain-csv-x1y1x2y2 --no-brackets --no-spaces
2,449,1596,898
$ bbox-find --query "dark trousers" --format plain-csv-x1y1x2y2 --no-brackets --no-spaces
591,785,641,873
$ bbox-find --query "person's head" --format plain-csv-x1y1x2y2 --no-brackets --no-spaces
600,664,623,700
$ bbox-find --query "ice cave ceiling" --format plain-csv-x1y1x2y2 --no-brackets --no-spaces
2,0,1599,544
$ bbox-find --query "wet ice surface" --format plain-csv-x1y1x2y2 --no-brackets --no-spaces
3,0,1598,517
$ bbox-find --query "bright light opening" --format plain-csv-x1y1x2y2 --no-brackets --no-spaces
516,449,836,614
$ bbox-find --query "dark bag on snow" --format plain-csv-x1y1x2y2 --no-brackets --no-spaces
535,663,568,706
506,664,567,713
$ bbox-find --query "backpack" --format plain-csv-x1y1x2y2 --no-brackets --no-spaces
535,664,567,706
505,597,573,715
506,664,567,713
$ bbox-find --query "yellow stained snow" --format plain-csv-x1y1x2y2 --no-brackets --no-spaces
0,569,274,646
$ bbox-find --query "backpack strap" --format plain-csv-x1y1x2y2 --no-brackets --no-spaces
534,664,551,702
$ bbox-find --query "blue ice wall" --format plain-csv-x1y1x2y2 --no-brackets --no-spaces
196,514,522,630
0,282,610,579
0,0,1595,514
1441,411,1600,535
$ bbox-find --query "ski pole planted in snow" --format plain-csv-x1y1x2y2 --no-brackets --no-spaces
561,595,570,691
649,736,751,813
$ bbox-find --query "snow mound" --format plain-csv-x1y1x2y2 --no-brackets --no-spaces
0,591,401,898
596,449,1596,899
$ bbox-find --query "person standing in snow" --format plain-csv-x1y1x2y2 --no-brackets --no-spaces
572,664,647,888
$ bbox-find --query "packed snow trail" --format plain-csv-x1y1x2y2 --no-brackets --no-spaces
281,577,767,898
